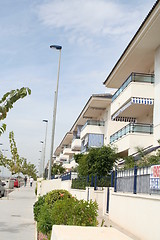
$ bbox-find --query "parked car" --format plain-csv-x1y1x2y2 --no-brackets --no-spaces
13,178,20,188
0,180,6,197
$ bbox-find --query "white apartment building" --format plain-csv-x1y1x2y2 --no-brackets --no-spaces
104,0,160,157
55,1,160,165
54,94,112,168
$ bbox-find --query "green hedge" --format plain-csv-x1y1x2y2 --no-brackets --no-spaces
71,175,112,189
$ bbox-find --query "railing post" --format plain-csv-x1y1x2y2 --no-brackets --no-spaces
114,170,117,192
106,187,110,213
133,165,137,194
91,175,93,187
94,175,97,190
69,171,71,180
111,171,114,187
87,175,89,185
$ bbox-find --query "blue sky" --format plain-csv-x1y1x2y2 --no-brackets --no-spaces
0,0,156,175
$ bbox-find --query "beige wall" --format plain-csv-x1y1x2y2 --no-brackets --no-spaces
111,133,154,155
70,188,88,201
71,138,81,151
109,189,160,240
138,111,153,124
51,225,134,240
37,179,62,196
111,82,154,116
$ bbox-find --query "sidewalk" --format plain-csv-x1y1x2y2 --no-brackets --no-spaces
0,183,36,240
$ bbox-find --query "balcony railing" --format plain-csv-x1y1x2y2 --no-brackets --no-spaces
81,120,105,131
112,73,154,102
110,123,153,143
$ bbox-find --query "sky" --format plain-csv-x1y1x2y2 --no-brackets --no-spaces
0,0,156,176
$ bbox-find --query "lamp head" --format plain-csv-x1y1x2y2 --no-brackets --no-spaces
50,45,62,50
43,119,48,123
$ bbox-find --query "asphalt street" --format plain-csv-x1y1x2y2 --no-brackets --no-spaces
0,182,36,240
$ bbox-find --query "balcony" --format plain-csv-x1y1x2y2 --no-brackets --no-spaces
110,123,153,143
112,73,154,102
111,73,154,119
110,123,154,155
81,133,104,153
71,138,81,151
59,153,69,162
80,120,105,139
63,146,74,156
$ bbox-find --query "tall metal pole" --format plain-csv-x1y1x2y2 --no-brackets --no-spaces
42,120,48,177
48,45,62,180
39,141,43,178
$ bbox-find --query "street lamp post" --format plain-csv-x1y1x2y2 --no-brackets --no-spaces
42,119,48,177
39,141,43,177
48,44,62,180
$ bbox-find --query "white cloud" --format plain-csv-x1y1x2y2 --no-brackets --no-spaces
36,0,150,43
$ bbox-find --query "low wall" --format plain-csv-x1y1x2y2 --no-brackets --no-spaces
70,188,87,201
90,188,107,216
109,189,160,240
51,225,133,240
37,179,62,196
37,179,108,218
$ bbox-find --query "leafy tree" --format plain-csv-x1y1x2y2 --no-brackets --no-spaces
51,163,65,175
123,147,160,169
123,156,135,169
0,87,31,136
76,145,117,177
7,131,22,175
0,131,37,179
24,161,37,180
76,154,88,176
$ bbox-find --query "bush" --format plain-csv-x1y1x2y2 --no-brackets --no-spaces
37,204,53,236
45,189,72,207
34,189,98,238
33,195,45,221
50,198,98,226
37,197,98,236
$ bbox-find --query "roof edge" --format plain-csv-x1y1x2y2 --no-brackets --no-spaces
103,0,159,85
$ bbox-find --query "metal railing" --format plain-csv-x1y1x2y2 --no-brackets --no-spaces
110,123,153,143
115,166,160,195
81,120,105,131
112,73,154,102
71,175,112,190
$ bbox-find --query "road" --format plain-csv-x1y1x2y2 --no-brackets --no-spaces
0,183,36,240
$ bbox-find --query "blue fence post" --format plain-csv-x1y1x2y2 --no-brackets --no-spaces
94,175,97,190
87,175,89,185
91,176,93,187
114,170,117,192
133,166,137,194
106,187,110,213
111,171,114,187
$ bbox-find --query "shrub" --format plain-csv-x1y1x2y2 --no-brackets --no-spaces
33,195,45,221
37,204,53,237
37,196,98,236
34,189,98,238
45,189,72,207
